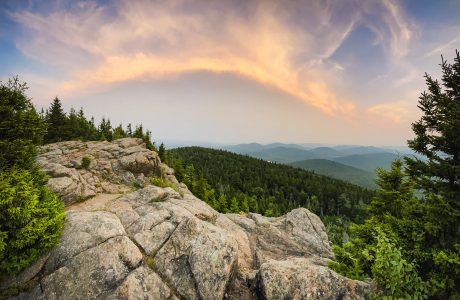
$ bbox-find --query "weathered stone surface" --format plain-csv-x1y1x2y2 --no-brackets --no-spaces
44,211,127,273
2,139,369,300
133,221,176,255
154,216,238,300
37,138,161,205
39,236,142,299
258,258,369,300
109,266,178,300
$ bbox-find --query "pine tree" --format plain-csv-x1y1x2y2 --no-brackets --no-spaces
218,193,228,213
98,117,113,141
45,97,67,143
158,143,166,161
126,123,133,136
240,195,249,213
113,123,126,140
230,196,240,213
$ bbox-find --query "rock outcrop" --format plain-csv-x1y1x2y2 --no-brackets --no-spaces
36,138,161,205
2,138,369,300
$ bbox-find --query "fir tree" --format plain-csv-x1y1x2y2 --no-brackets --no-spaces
98,117,113,141
218,194,228,213
0,77,47,170
158,143,166,161
240,195,249,213
405,50,460,297
113,123,126,140
230,196,240,213
45,97,67,143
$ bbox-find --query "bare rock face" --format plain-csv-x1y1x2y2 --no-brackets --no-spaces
2,139,369,300
37,138,161,205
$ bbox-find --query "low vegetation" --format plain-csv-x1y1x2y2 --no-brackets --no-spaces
150,176,179,192
81,155,91,169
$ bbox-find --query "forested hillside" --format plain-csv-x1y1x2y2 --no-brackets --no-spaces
167,147,374,223
290,159,377,189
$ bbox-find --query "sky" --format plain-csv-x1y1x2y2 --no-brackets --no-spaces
1,0,460,146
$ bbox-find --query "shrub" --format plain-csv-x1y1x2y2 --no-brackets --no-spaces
370,229,429,299
81,156,91,169
132,181,144,190
150,176,178,192
145,256,155,269
0,168,65,274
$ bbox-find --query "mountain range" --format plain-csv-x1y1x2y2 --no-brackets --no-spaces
218,142,423,189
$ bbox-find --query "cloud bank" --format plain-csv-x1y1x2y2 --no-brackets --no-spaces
10,0,415,117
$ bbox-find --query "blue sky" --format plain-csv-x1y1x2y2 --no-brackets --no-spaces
1,0,459,145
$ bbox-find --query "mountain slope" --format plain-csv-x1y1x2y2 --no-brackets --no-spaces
168,147,373,221
290,159,377,189
247,146,317,163
332,153,399,172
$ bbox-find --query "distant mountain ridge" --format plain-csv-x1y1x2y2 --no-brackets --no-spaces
218,142,424,189
290,159,377,189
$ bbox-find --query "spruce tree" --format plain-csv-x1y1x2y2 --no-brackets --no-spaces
158,143,166,161
218,194,228,213
113,124,126,140
0,77,47,170
405,50,460,296
240,195,249,213
45,97,67,143
230,196,240,213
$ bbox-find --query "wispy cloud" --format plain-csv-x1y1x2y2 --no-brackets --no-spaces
10,0,415,117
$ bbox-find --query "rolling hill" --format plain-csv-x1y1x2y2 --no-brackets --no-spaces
290,159,377,189
246,146,317,163
332,153,400,172
168,147,374,221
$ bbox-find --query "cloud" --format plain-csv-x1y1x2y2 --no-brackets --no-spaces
10,0,415,116
366,101,413,124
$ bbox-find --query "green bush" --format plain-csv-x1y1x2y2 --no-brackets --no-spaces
0,168,65,274
81,156,91,169
370,229,429,299
150,176,178,192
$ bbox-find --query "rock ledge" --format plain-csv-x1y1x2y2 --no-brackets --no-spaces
2,138,369,300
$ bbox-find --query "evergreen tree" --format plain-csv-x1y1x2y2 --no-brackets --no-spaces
218,193,228,213
0,169,65,274
126,123,133,136
113,123,126,140
0,77,65,274
65,107,79,140
98,117,113,141
240,195,249,213
0,77,47,170
230,196,240,213
330,51,460,298
45,97,66,143
158,143,166,161
405,50,460,297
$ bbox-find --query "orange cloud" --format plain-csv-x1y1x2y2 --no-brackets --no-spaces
12,0,414,117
